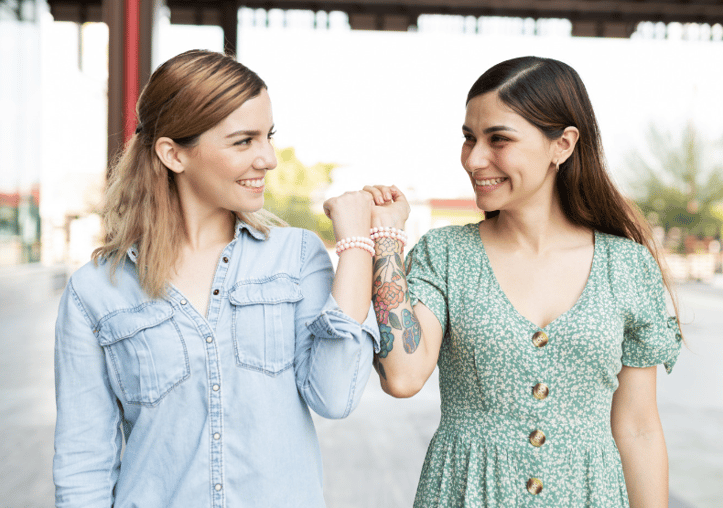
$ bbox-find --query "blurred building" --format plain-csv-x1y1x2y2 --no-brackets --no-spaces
0,0,44,264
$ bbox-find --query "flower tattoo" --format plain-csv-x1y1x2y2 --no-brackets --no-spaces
379,324,394,358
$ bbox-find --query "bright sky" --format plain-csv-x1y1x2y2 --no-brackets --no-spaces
46,12,723,202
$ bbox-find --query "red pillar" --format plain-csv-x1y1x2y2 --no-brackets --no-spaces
123,0,141,141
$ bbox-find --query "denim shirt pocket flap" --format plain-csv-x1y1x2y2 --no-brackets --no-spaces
229,276,303,306
229,276,302,376
96,302,175,346
96,302,189,406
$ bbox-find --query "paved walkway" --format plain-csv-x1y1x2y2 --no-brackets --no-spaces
0,266,719,507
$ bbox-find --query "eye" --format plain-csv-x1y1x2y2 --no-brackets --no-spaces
268,129,276,139
490,134,509,143
233,137,252,146
463,133,475,143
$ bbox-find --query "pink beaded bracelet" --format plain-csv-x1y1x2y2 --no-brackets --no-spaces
335,236,375,256
370,226,408,246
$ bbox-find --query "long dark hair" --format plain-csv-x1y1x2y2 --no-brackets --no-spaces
467,56,681,326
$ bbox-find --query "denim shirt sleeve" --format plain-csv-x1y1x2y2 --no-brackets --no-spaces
54,279,123,507
294,231,380,419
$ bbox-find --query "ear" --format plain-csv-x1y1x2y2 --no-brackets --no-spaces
553,126,580,166
155,137,186,174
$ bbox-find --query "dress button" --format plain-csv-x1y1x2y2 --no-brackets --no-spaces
206,336,213,343
214,483,222,491
212,384,220,391
213,289,220,295
180,299,187,305
531,331,549,348
527,477,543,494
532,383,549,400
222,257,229,263
214,433,221,440
529,430,546,447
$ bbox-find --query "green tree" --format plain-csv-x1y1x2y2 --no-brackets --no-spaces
627,123,723,251
264,147,336,245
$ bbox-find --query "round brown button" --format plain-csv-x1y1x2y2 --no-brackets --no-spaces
213,289,220,295
527,477,543,495
531,331,548,348
222,257,229,263
532,383,549,400
529,429,546,447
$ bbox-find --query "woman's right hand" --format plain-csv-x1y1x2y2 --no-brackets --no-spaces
363,184,410,230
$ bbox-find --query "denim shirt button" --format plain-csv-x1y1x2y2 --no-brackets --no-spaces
180,299,187,305
206,336,213,343
214,484,222,491
212,289,220,296
212,384,220,391
213,433,221,440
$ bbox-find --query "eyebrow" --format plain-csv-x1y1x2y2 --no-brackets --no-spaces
225,126,275,138
462,124,518,134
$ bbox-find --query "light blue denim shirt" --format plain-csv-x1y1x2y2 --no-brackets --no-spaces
53,223,380,508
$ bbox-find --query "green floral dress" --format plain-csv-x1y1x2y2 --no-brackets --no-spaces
406,224,682,508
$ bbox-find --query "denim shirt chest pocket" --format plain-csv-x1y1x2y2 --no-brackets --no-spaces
96,301,190,406
229,274,303,376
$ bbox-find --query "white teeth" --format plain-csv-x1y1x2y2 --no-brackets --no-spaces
238,178,264,188
475,177,506,186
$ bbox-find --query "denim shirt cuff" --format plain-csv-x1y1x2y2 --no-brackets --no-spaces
306,295,381,353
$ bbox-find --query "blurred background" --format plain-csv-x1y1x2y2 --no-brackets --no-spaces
1,0,722,506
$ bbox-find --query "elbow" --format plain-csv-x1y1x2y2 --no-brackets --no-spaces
381,377,425,399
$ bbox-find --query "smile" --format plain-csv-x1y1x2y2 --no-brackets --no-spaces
237,178,264,189
475,177,507,187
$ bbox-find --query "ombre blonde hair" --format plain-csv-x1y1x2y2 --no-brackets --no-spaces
93,50,284,298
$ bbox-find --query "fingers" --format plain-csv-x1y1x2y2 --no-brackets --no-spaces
363,184,398,205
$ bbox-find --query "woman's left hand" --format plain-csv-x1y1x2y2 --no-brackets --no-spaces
323,190,374,240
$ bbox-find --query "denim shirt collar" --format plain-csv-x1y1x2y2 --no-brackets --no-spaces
234,218,265,241
125,219,264,264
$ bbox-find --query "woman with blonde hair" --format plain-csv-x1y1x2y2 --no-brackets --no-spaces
53,49,379,507
346,56,682,506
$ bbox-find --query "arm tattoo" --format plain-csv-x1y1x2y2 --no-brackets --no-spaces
372,237,419,356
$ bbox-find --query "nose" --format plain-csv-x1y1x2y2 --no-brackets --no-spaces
462,142,490,174
253,139,277,171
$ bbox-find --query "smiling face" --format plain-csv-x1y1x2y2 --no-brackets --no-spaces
172,88,277,217
461,91,559,214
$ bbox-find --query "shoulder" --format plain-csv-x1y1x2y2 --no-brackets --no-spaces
596,232,664,294
597,232,656,270
65,256,153,320
266,226,325,254
415,223,478,251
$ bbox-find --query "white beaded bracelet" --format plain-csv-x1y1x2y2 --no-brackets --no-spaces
335,236,375,256
370,226,408,246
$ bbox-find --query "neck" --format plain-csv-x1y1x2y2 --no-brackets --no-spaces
180,207,236,251
490,193,580,254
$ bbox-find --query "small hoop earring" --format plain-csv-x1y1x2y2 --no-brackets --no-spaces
555,161,560,172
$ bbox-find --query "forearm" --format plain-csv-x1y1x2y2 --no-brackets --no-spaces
615,427,669,507
372,237,434,397
332,248,374,324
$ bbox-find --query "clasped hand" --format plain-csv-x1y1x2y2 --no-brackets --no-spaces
323,185,410,240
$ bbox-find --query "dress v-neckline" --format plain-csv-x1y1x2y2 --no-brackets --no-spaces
471,223,599,331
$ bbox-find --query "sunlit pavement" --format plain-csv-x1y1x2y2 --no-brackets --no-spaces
0,266,718,508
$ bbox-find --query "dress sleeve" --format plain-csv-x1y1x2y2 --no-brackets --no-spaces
621,245,683,374
406,230,449,334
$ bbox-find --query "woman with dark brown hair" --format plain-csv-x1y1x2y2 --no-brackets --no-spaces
348,56,682,506
53,49,379,507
